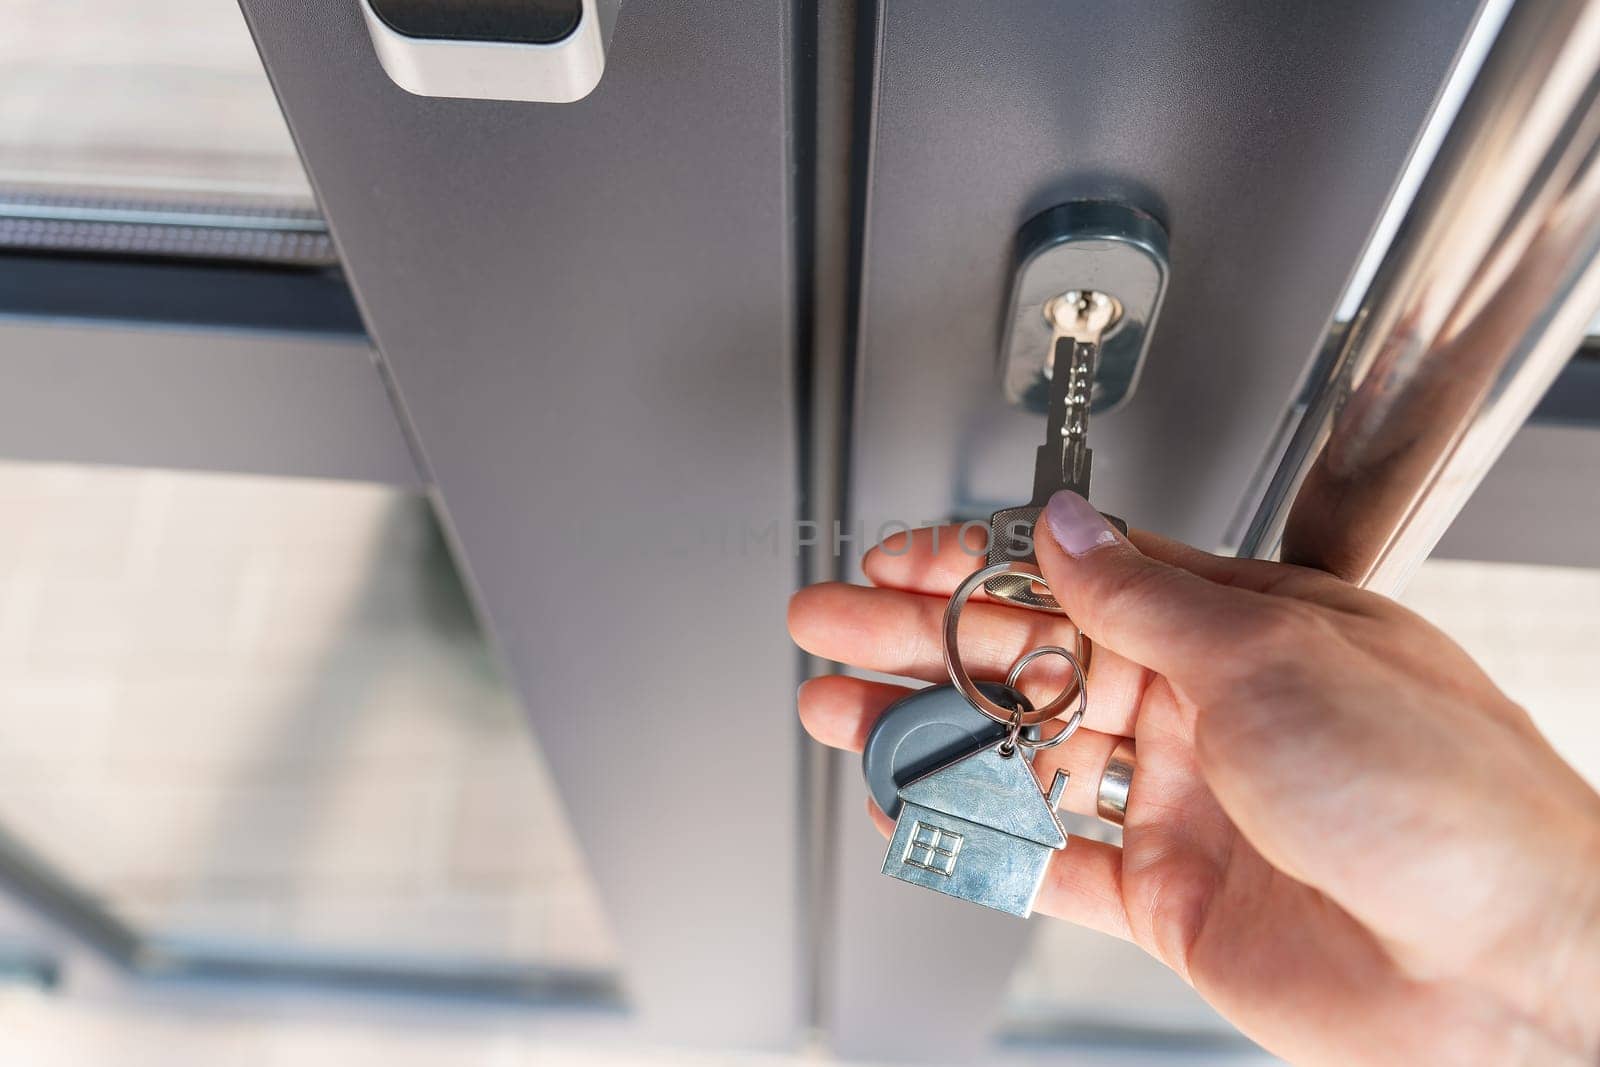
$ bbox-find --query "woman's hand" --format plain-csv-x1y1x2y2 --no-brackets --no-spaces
788,490,1600,1065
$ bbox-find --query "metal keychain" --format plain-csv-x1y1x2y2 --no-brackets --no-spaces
878,561,1088,917
943,562,1087,742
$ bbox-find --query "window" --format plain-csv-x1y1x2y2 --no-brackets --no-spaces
0,0,331,264
904,822,962,876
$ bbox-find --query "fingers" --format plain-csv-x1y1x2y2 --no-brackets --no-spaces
796,675,910,752
790,600,1140,735
856,519,1353,715
864,521,1350,604
789,582,1072,686
1133,528,1382,614
801,674,1129,819
863,523,993,597
866,794,896,837
1033,641,1146,737
1037,837,1133,939
1033,492,1282,686
1034,727,1127,819
797,508,1338,736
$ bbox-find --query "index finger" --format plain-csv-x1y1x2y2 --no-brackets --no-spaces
865,522,1358,606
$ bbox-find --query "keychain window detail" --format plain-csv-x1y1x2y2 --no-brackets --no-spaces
903,823,963,876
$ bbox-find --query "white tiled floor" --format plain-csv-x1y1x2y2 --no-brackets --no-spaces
1399,558,1600,788
0,460,617,969
0,988,845,1067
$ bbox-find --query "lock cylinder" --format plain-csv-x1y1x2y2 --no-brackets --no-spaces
998,201,1169,416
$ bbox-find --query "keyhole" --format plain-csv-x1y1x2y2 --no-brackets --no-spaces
1042,289,1123,337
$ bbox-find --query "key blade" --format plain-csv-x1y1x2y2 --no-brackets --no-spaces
1029,336,1095,502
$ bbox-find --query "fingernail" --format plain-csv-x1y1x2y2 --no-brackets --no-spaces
1044,490,1120,557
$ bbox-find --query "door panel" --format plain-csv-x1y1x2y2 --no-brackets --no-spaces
851,1,1482,548
832,2,1480,1057
238,0,802,1045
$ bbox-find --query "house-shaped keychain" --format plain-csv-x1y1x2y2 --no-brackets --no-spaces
882,741,1069,917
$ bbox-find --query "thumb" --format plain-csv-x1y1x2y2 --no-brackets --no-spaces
1034,490,1261,681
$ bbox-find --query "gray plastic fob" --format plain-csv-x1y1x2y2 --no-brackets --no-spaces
861,682,1035,818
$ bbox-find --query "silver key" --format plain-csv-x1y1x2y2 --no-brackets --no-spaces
986,290,1127,611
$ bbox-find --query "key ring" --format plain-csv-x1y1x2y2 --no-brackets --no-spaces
1001,645,1087,751
943,561,1089,730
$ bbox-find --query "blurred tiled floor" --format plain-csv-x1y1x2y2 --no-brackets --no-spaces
0,460,617,969
0,990,844,1067
1400,558,1600,788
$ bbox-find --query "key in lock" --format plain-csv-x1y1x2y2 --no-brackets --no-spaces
985,201,1170,612
986,290,1128,610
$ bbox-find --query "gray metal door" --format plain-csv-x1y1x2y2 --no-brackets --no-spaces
238,0,806,1046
